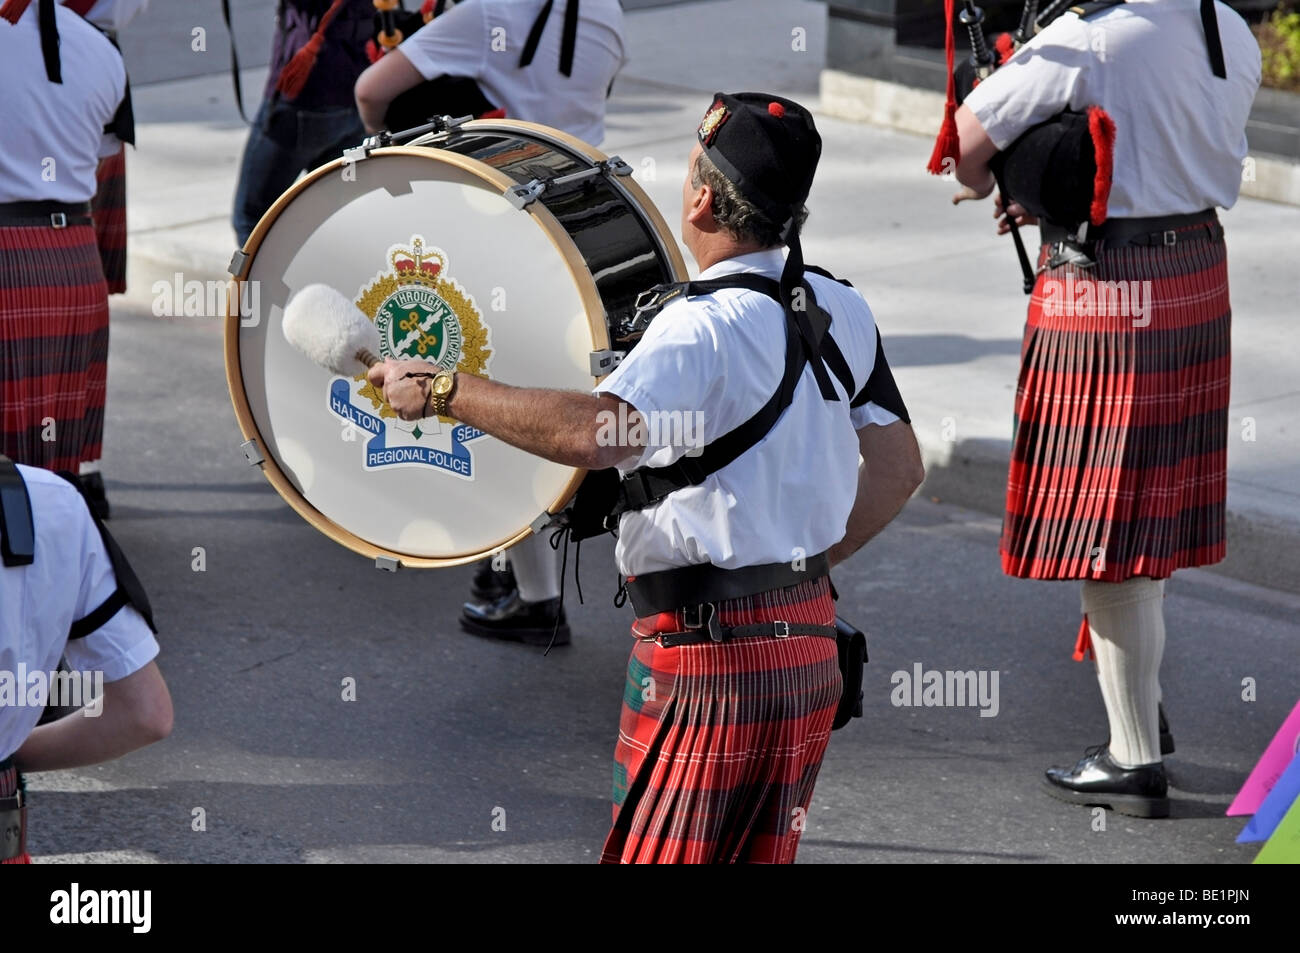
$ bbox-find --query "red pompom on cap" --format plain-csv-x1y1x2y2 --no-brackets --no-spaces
768,102,785,118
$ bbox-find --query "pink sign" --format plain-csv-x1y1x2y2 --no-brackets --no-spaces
1228,698,1300,817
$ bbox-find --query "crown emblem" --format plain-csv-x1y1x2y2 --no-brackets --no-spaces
390,237,445,285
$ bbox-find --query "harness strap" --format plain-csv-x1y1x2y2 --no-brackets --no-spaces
0,456,35,567
611,273,853,519
519,0,580,77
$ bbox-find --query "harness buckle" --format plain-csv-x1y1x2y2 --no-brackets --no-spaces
1163,230,1177,246
773,621,790,638
50,212,67,229
682,603,723,642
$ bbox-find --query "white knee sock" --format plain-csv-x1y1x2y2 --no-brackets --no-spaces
1079,577,1166,768
509,532,562,603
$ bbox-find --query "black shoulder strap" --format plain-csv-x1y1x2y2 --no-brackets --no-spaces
38,0,62,83
1068,0,1124,19
801,266,911,424
519,0,579,77
100,32,135,145
223,0,248,122
849,330,911,423
612,270,857,517
55,473,157,639
0,456,35,568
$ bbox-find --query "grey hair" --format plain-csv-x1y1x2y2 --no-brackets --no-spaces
691,150,809,248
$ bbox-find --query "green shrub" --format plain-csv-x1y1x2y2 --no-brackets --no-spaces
1256,6,1300,91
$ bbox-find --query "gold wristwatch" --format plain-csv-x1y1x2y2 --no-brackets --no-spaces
426,370,457,417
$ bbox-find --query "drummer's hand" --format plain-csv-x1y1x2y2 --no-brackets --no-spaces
994,193,1037,234
369,358,435,420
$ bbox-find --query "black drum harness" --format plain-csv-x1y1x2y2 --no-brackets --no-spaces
555,268,910,730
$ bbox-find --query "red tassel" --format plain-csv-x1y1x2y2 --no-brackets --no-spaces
994,31,1015,65
1087,106,1116,226
0,0,32,25
275,0,345,99
927,0,961,175
1072,615,1094,662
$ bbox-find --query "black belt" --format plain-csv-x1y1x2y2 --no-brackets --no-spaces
644,603,838,647
626,553,831,617
1041,209,1221,248
0,755,26,862
0,200,93,228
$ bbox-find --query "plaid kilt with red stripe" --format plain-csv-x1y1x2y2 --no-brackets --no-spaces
600,576,840,864
1001,225,1231,581
0,224,109,471
1,759,30,864
92,147,127,295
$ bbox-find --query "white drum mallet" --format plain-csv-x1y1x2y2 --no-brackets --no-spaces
281,283,384,375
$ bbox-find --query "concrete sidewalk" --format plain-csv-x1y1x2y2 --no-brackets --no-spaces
118,0,1300,592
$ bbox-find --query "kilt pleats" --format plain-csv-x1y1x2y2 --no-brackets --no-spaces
600,577,840,864
92,147,127,294
0,224,109,471
1002,229,1231,581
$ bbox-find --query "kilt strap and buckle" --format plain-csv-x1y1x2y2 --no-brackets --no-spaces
1041,209,1221,249
645,602,837,647
0,755,26,862
0,201,93,229
629,556,835,647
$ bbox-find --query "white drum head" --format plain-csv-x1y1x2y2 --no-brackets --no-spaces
227,147,608,567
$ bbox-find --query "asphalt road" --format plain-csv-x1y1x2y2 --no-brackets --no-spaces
22,292,1299,863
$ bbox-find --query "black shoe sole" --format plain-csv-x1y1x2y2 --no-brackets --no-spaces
459,616,571,647
1041,777,1170,818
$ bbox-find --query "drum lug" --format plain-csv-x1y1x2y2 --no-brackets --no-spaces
602,156,634,177
342,142,373,164
589,350,625,376
375,556,401,572
240,439,264,467
227,249,249,279
530,511,558,534
505,179,548,210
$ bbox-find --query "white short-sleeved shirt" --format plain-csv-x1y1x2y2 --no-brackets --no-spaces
1,466,159,761
596,249,900,577
399,0,626,145
963,0,1261,216
0,4,126,203
62,0,151,33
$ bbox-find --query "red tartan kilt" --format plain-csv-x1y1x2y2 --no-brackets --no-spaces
0,224,109,471
92,147,127,294
1001,226,1231,581
600,577,840,864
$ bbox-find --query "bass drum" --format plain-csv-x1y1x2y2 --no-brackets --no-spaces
225,119,687,568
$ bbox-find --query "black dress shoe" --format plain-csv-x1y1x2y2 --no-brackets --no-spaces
1043,745,1169,818
470,558,516,602
78,471,110,520
1159,702,1175,755
460,593,570,647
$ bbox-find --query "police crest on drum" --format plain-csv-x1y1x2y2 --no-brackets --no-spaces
327,236,493,478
